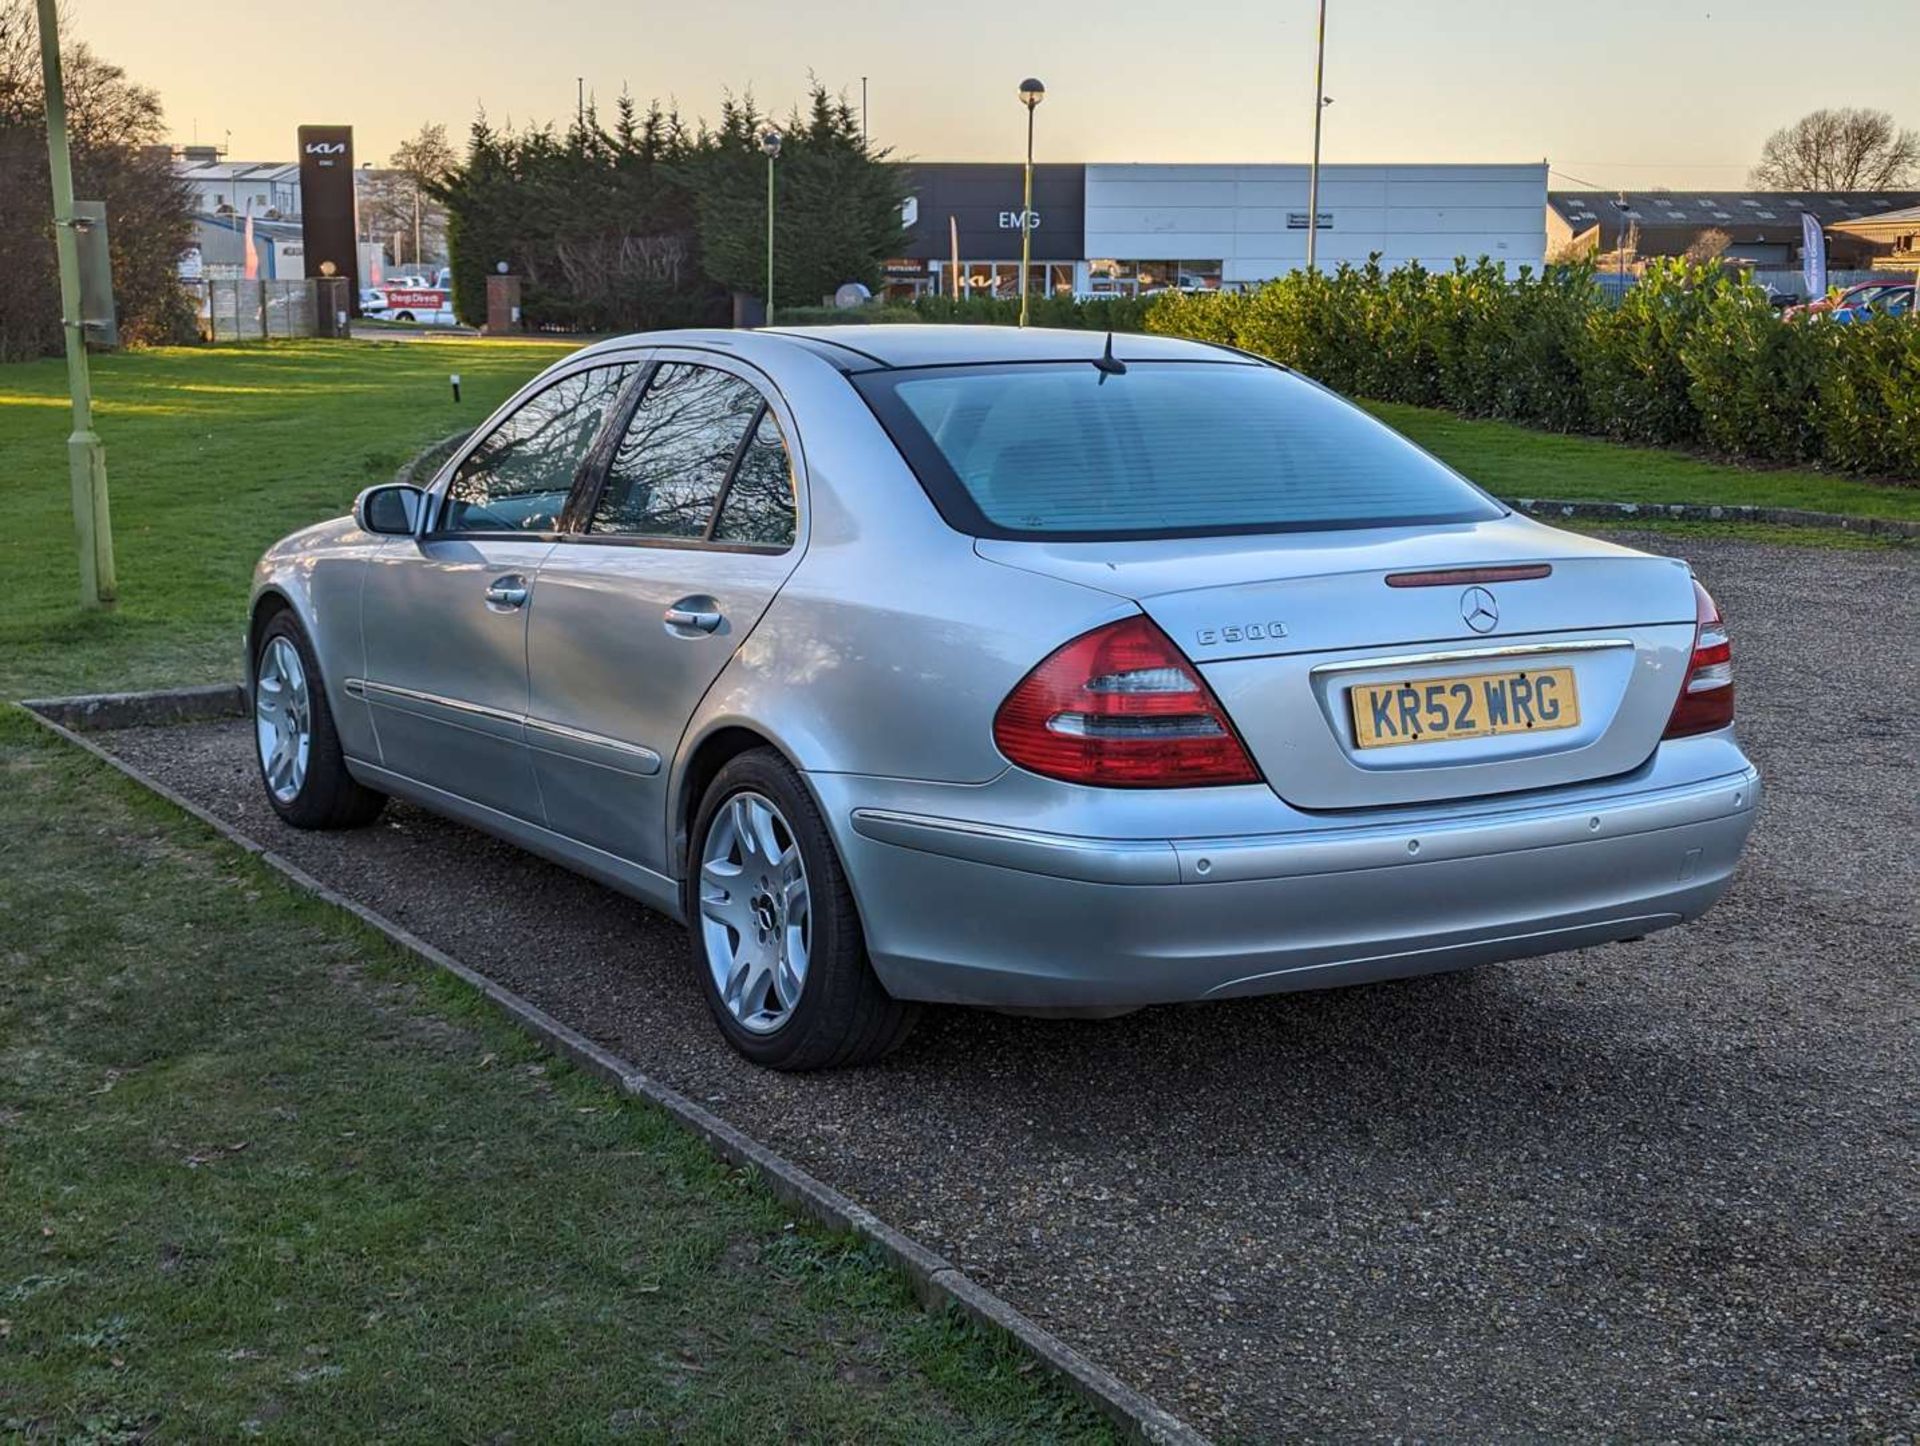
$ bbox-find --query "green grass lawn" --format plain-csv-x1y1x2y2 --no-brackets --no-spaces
0,709,1111,1442
1366,401,1920,521
1,338,1911,698
0,339,570,700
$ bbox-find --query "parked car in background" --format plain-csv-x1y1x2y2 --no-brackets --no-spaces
1784,279,1914,321
360,268,458,325
363,286,458,325
1829,283,1913,323
248,326,1760,1069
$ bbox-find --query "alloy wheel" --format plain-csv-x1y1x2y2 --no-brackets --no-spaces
254,635,312,804
698,791,811,1034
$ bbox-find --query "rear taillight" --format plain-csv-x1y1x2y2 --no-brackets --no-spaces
1664,579,1734,738
993,615,1261,787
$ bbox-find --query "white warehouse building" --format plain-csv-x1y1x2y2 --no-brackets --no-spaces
892,161,1550,297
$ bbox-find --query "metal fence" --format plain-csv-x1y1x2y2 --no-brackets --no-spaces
1592,267,1909,304
185,279,321,341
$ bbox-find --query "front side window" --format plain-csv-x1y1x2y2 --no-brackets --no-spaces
590,363,795,547
857,361,1504,539
442,364,631,533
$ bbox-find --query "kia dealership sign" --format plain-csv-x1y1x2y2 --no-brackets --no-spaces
298,125,360,312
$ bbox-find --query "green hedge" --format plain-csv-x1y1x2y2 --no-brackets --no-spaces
775,293,1155,331
1144,258,1920,481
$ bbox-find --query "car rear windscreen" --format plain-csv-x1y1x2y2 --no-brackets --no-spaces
856,361,1504,539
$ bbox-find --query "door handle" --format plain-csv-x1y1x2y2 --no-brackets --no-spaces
485,575,529,610
663,599,723,635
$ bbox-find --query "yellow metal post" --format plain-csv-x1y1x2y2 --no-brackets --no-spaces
37,0,115,609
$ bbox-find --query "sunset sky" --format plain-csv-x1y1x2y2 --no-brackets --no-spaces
66,0,1916,191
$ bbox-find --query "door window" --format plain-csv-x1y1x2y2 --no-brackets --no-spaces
441,364,631,533
590,363,781,542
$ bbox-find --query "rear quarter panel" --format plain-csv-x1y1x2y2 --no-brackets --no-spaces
673,362,1132,799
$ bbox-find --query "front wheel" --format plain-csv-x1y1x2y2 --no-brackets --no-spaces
686,749,918,1070
252,613,386,830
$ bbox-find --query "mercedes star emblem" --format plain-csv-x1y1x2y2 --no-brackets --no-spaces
1461,586,1499,633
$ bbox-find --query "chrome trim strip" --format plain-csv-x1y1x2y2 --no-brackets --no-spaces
346,677,522,728
525,717,663,775
349,758,683,918
1308,638,1633,677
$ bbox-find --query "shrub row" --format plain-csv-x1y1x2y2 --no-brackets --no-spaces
777,292,1156,331
1143,259,1920,481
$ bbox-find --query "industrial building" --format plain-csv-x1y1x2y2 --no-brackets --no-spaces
1546,190,1920,269
889,161,1551,298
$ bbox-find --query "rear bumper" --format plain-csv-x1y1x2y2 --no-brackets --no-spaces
815,756,1760,1009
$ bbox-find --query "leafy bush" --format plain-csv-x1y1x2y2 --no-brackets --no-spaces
1580,259,1731,446
0,4,196,361
1814,317,1920,479
778,293,1156,331
1681,288,1826,463
1141,254,1917,482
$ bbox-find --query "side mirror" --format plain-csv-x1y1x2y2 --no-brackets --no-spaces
354,483,425,536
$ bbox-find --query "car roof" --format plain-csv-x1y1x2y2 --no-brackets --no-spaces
570,324,1260,374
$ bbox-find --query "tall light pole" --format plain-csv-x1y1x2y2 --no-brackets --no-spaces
1305,0,1328,274
37,0,115,609
1017,78,1045,327
760,128,782,326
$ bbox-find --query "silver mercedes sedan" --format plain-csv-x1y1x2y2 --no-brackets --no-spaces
249,325,1760,1068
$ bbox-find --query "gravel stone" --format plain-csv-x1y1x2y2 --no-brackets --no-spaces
98,533,1919,1440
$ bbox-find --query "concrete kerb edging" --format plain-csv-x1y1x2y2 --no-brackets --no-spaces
18,688,1210,1446
1510,496,1919,539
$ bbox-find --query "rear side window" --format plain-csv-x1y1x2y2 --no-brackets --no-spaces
857,361,1503,539
442,364,630,533
592,364,761,540
589,363,797,548
711,410,796,548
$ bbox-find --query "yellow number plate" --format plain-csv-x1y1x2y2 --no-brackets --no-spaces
1349,666,1581,750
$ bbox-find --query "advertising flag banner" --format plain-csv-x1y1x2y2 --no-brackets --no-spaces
1801,213,1827,300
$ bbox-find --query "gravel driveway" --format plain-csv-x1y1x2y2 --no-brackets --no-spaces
98,534,1918,1441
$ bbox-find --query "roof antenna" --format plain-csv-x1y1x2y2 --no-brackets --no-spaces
1092,329,1127,382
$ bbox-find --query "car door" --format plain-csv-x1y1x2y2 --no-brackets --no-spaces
359,359,634,822
524,354,807,877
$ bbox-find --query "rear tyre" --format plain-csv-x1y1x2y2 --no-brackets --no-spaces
685,749,919,1070
252,612,386,830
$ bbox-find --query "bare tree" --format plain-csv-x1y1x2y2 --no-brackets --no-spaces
0,0,193,359
387,121,455,267
1683,228,1733,263
1750,108,1919,190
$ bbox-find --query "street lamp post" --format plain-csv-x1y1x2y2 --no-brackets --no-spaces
760,128,782,326
1018,78,1045,327
36,0,115,609
1305,0,1328,274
